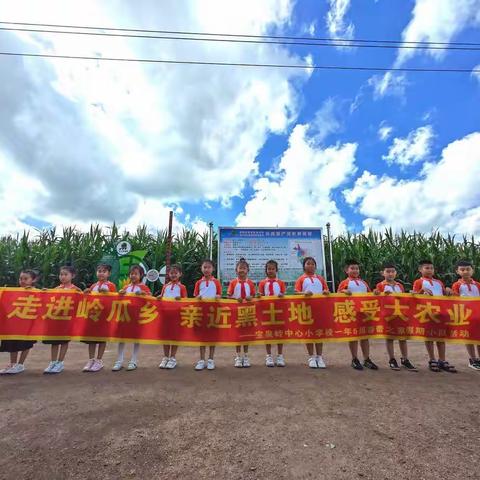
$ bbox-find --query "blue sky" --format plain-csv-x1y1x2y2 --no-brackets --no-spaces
1,0,479,235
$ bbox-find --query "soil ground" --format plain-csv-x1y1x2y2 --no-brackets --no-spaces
0,341,479,480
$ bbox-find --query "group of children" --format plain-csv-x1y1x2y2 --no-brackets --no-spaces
1,257,479,375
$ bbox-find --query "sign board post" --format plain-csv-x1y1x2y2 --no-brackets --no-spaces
218,227,325,293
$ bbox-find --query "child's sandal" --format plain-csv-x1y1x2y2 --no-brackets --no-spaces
438,361,457,373
428,360,440,372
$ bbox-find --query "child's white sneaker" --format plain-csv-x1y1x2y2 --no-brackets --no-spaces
243,356,251,368
158,357,169,369
166,358,177,369
6,363,25,374
126,361,137,371
207,358,215,370
0,364,13,375
234,356,243,368
195,359,206,371
275,354,286,367
265,354,275,367
51,361,64,374
83,359,95,372
44,361,57,374
308,356,318,368
112,361,123,371
316,355,326,369
90,359,103,372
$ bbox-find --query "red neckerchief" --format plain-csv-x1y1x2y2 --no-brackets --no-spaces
237,278,248,299
266,277,278,295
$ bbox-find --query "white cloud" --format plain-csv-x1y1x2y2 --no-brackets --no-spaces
236,123,357,233
372,0,480,97
344,131,480,233
0,151,47,235
309,97,343,143
0,0,310,233
302,21,317,36
325,0,355,41
378,123,393,141
382,125,434,166
422,109,436,122
395,0,480,67
473,64,480,82
185,216,210,234
16,201,207,240
368,72,409,99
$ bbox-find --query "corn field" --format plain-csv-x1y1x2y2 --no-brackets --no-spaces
0,226,478,293
0,224,213,295
332,229,480,290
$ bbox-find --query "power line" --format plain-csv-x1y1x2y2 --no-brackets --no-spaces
1,50,478,73
2,25,480,51
1,20,480,47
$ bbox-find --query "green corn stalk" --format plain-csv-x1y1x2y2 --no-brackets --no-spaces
330,229,480,290
1,225,478,293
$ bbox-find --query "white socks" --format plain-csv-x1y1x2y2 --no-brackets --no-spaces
131,343,140,363
116,343,140,363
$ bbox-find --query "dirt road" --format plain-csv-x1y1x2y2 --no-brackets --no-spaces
0,341,479,479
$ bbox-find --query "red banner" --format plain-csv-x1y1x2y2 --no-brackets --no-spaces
0,288,479,345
